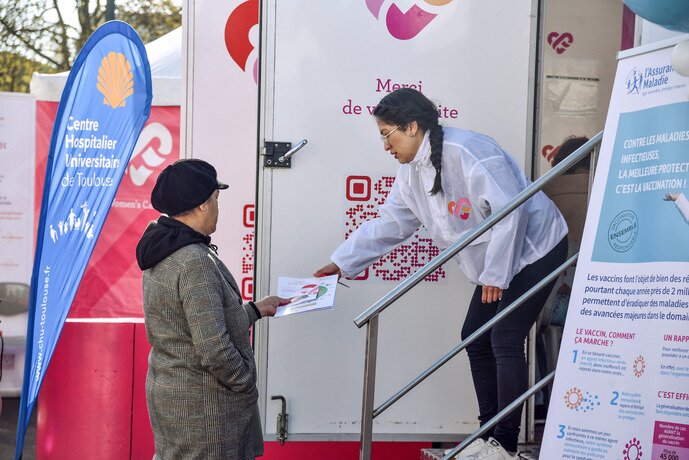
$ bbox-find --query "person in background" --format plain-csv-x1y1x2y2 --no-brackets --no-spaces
543,136,591,260
536,136,591,419
315,88,567,460
136,159,289,459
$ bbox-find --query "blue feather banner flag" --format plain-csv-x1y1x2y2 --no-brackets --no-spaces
15,21,152,459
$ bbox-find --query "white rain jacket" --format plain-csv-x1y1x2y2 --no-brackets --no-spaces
331,128,567,289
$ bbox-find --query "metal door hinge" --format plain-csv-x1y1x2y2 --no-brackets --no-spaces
263,139,308,168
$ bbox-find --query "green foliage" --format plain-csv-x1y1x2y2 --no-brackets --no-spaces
0,51,52,93
0,0,182,93
119,0,182,44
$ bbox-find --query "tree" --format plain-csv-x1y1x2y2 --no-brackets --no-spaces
119,0,181,45
0,0,181,93
0,52,52,93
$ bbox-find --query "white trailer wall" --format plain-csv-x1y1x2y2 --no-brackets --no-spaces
183,0,259,299
256,0,538,440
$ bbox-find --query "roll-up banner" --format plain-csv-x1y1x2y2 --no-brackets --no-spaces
542,39,689,460
14,21,151,458
0,92,34,338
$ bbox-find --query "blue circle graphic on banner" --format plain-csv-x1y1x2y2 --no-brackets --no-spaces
608,210,639,253
624,0,689,33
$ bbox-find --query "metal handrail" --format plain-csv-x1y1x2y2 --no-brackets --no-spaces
441,371,556,460
357,132,603,460
354,131,602,328
373,254,577,419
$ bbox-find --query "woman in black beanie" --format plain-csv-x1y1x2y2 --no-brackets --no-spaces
136,159,288,459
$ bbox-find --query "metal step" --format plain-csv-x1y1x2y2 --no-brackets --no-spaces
421,443,540,460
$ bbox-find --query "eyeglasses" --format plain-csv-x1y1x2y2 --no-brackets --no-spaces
380,126,401,145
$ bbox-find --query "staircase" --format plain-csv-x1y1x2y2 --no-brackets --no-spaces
420,443,540,459
355,135,603,460
419,421,546,459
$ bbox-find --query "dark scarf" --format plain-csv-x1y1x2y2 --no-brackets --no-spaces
135,216,213,270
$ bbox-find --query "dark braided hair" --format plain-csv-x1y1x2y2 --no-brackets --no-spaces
552,136,590,173
373,88,444,195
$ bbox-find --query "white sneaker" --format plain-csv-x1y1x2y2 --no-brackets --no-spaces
473,438,519,459
444,438,487,459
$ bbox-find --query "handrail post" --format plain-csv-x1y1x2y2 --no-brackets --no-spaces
360,316,379,460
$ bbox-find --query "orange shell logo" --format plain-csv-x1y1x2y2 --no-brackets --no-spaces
96,51,134,109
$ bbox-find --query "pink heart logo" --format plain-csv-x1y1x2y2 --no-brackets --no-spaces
386,4,437,40
447,197,472,220
547,32,574,54
224,0,259,83
366,1,440,40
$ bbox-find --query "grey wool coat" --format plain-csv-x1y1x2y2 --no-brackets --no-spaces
142,242,261,459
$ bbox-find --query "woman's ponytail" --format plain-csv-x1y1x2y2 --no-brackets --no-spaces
428,124,444,195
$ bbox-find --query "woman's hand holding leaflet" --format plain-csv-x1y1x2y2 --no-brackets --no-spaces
255,296,291,317
313,262,342,279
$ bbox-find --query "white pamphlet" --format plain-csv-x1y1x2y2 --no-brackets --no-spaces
275,275,338,318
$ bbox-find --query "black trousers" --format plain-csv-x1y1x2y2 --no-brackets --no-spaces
460,237,567,453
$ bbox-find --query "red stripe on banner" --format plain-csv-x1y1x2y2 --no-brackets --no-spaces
35,102,58,242
35,105,180,318
37,322,136,459
71,106,180,318
70,209,152,316
621,5,635,51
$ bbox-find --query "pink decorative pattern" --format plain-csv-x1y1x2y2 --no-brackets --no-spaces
365,1,445,41
385,3,437,40
224,0,259,83
344,175,446,282
366,0,385,18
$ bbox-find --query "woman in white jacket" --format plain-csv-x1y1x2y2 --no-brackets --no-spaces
315,89,567,460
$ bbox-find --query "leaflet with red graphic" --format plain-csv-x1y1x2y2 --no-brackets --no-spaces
275,275,338,318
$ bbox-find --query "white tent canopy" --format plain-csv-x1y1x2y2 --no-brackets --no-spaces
30,27,181,106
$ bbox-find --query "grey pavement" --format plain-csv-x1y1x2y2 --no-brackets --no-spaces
0,398,35,460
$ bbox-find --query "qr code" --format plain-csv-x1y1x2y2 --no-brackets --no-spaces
241,203,255,300
344,175,446,283
241,231,254,277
